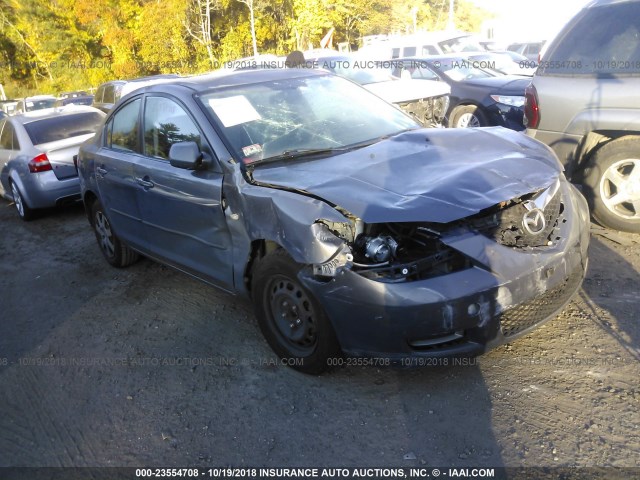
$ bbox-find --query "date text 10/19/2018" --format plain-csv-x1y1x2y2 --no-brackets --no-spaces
135,467,496,478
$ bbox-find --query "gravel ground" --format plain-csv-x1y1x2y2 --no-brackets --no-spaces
0,200,639,474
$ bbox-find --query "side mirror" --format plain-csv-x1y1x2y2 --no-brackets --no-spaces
169,141,202,170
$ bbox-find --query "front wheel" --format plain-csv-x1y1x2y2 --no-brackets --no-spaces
252,249,341,374
582,137,640,233
91,200,140,267
450,105,487,128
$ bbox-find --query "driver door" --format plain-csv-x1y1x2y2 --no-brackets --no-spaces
133,95,233,290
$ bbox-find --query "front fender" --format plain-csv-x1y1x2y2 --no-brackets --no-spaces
223,168,352,292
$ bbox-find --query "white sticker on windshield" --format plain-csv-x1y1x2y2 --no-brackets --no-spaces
208,95,261,127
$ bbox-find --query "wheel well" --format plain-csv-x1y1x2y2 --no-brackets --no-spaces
83,191,98,225
243,239,282,297
447,102,483,126
575,131,640,177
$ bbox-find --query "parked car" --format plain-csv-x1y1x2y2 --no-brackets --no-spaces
59,90,88,99
302,51,451,127
478,40,508,52
392,56,530,130
14,95,57,114
93,75,180,114
360,32,485,59
466,52,536,77
525,0,640,232
507,41,546,62
54,95,94,107
92,80,126,113
78,68,589,373
0,106,105,220
0,110,5,120
1,100,18,116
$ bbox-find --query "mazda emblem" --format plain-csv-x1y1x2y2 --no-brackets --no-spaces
522,207,546,235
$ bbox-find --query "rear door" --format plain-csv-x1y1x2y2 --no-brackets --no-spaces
133,94,233,289
94,97,146,249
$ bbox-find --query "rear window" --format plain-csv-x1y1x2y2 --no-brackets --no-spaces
540,3,640,75
23,112,103,145
26,99,56,111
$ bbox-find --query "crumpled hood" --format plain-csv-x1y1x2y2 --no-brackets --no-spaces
252,127,562,224
364,79,451,103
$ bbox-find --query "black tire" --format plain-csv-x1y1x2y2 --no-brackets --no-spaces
10,181,34,221
582,137,640,233
91,200,139,267
252,249,341,374
450,105,487,128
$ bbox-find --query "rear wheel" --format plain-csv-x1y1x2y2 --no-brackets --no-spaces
10,181,34,221
252,249,341,374
582,137,640,233
91,200,139,267
450,105,487,128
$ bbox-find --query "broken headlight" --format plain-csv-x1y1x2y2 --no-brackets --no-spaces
352,223,471,283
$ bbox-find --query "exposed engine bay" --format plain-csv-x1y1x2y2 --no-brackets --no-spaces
350,223,471,283
315,180,565,283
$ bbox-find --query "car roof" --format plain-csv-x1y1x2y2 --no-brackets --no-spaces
585,0,640,7
10,106,104,125
130,68,329,95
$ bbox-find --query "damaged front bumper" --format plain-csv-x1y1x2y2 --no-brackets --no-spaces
300,182,590,360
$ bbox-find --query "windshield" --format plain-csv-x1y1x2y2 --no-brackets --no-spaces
199,74,418,164
438,36,484,54
329,59,396,85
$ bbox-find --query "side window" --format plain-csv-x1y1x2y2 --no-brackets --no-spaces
0,121,17,150
94,86,104,104
421,45,438,56
403,46,417,57
543,3,640,75
143,96,202,160
415,66,439,81
391,48,400,59
110,99,141,152
0,121,8,149
103,84,115,104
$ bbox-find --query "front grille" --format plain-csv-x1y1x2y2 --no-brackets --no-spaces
469,186,562,248
499,266,583,337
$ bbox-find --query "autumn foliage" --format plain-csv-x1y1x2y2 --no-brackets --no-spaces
0,0,489,96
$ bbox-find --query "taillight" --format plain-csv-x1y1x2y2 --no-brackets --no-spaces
28,153,52,173
524,83,540,129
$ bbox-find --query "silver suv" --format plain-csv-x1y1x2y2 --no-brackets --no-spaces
525,0,640,233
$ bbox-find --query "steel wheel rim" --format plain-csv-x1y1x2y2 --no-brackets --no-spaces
95,211,115,258
266,274,317,356
599,158,640,220
457,112,481,128
11,183,24,217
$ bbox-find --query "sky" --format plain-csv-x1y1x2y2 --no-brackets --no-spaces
469,0,592,41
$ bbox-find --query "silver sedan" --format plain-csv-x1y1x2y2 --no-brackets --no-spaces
0,106,105,220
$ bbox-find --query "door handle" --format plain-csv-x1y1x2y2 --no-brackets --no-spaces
136,177,155,189
96,166,107,177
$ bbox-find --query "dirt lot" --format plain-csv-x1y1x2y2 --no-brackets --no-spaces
0,199,639,473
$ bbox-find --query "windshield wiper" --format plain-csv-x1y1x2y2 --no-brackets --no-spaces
253,144,367,167
247,128,421,168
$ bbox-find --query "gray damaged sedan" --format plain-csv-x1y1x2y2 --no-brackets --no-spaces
0,106,105,220
77,69,590,373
